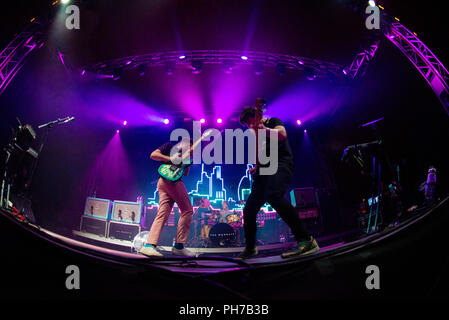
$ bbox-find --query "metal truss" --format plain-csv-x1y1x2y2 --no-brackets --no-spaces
82,50,346,80
0,21,44,95
346,40,381,79
382,13,449,115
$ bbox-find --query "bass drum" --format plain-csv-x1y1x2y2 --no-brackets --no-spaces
208,223,236,247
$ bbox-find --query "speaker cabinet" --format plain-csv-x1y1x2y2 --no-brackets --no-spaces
108,221,141,241
80,216,108,237
84,197,111,220
111,200,142,224
290,187,317,208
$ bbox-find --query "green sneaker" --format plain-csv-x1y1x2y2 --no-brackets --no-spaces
281,237,319,259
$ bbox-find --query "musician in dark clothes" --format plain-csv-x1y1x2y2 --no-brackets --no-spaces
238,104,319,259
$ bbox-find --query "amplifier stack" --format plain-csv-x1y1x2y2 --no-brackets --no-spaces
80,197,142,241
290,187,324,236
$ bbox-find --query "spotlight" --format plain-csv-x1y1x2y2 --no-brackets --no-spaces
223,60,234,74
137,64,148,77
241,55,248,60
304,129,307,133
200,118,205,124
296,120,302,126
190,60,203,74
368,1,376,7
217,118,223,124
116,130,120,134
276,63,287,76
163,119,170,125
297,60,304,65
179,55,186,60
61,0,70,4
123,120,127,126
304,67,316,80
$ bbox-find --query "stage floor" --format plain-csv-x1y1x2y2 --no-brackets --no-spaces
2,196,447,275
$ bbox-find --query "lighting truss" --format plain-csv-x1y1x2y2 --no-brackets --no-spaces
382,14,449,115
82,50,346,80
0,21,44,95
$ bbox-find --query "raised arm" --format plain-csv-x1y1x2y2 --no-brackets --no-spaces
150,149,171,162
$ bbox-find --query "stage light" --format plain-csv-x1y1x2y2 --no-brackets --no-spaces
342,69,348,75
217,118,223,124
296,120,302,126
163,119,170,125
200,118,205,124
126,60,132,65
116,130,120,134
81,69,86,76
123,120,127,126
304,129,307,133
179,55,186,60
368,1,376,7
190,60,203,74
61,0,70,4
137,63,148,76
297,60,304,65
223,60,234,74
241,55,248,60
304,67,316,80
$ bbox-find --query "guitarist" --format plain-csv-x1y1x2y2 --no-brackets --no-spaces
238,100,319,259
139,138,196,257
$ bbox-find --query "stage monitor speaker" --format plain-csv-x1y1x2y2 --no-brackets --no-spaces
80,216,108,237
111,200,142,224
84,197,111,220
290,187,317,208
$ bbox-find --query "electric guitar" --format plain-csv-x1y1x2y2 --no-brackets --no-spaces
157,130,212,182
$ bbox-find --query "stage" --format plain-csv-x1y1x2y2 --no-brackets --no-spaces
1,195,447,284
1,0,449,306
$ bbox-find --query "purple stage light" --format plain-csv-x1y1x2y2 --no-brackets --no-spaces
163,119,170,125
179,55,186,60
241,55,248,60
116,130,120,134
123,120,127,126
217,118,223,124
304,129,307,133
296,120,302,125
200,118,205,124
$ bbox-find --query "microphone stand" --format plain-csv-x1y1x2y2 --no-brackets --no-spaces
26,117,74,195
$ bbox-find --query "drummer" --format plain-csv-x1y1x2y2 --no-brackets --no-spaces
218,201,231,223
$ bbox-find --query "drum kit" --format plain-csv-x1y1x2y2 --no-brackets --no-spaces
189,209,244,248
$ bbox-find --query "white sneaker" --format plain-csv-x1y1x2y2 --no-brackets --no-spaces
171,247,197,257
139,245,163,257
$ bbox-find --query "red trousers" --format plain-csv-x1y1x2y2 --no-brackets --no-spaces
147,178,193,245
